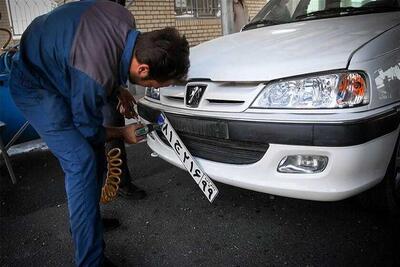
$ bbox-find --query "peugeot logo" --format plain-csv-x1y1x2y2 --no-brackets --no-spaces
185,84,207,108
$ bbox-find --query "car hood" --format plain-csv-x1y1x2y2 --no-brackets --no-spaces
188,12,400,82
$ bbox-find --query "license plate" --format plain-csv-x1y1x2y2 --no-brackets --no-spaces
159,113,219,203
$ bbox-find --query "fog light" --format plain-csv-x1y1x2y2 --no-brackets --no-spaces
278,155,328,174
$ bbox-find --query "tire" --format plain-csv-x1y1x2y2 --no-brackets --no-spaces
358,135,400,215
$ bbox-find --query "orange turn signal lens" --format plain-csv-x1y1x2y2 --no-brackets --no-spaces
337,73,368,107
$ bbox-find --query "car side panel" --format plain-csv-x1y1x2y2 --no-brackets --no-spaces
349,25,400,110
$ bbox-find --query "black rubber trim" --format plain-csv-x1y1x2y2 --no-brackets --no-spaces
138,102,400,147
155,130,269,164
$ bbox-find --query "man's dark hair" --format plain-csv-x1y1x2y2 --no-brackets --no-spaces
134,27,190,82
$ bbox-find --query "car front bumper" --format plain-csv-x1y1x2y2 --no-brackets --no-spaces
138,101,400,201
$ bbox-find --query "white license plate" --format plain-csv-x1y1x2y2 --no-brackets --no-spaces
159,113,219,203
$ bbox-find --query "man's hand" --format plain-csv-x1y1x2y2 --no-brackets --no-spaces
117,87,138,119
105,123,146,144
121,123,146,144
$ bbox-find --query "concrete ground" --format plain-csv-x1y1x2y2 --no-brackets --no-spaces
1,89,399,266
1,142,399,267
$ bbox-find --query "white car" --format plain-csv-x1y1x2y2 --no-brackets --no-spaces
138,0,400,212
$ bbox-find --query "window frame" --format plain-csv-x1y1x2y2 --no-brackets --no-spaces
6,0,58,38
175,0,220,18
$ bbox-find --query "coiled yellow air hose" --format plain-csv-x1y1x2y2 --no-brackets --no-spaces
100,148,123,204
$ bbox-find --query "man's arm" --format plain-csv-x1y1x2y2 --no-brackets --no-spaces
69,66,144,144
116,86,138,119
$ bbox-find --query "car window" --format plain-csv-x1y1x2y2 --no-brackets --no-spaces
243,0,400,31
307,0,325,12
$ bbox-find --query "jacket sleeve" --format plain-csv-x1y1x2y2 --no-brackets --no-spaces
69,66,107,144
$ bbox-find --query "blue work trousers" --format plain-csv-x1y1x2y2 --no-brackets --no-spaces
10,69,106,267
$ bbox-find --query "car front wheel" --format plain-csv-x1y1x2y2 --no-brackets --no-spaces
359,135,400,215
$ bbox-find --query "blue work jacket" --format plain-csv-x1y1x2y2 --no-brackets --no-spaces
11,0,139,143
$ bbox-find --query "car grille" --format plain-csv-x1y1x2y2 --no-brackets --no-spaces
155,113,269,165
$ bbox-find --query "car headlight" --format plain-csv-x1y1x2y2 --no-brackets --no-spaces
145,87,160,100
251,72,368,109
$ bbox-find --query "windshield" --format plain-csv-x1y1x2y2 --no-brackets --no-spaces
244,0,400,30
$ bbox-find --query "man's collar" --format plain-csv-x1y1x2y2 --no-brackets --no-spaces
120,30,140,85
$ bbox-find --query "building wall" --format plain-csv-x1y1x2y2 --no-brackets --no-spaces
247,0,266,19
175,18,221,47
128,0,175,32
0,0,266,49
130,0,222,47
0,0,16,48
128,0,265,47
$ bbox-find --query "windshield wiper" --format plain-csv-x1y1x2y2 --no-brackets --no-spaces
295,5,400,20
295,7,358,20
242,19,280,31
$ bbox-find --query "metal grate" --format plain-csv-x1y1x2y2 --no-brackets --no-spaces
155,113,269,165
6,0,59,37
156,129,269,164
138,104,269,164
175,0,220,18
